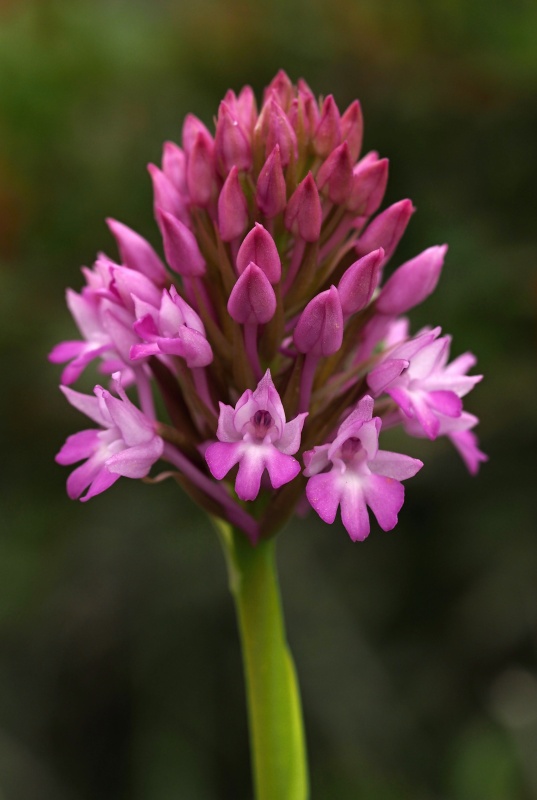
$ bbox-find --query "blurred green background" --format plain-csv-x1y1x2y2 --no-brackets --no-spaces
1,0,536,798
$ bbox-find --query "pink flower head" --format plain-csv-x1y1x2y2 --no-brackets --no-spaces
56,373,163,501
304,396,423,541
205,371,307,501
51,73,484,538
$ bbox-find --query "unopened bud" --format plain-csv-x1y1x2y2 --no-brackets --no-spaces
338,249,384,316
227,263,277,324
256,145,287,218
347,155,389,216
316,141,354,204
158,209,206,277
284,173,322,242
313,95,341,157
355,199,415,264
294,285,343,356
106,218,167,284
218,166,249,241
376,245,447,314
236,223,281,283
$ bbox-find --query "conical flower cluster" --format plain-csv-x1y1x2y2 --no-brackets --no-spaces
50,71,486,543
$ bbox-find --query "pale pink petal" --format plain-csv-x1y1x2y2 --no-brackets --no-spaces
369,450,423,481
338,476,370,541
105,438,164,478
60,385,110,427
56,429,100,465
277,413,308,455
100,390,153,446
234,448,266,501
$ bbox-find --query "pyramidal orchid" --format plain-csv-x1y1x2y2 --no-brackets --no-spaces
50,71,485,800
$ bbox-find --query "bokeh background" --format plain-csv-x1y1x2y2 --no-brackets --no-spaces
1,0,537,798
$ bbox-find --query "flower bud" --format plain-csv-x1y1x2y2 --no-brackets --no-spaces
106,218,168,284
313,95,341,157
256,145,287,218
340,100,363,162
227,263,277,324
284,173,322,242
162,141,187,193
158,209,206,277
186,131,216,207
337,248,384,316
355,199,415,264
316,141,354,204
347,155,389,216
215,102,252,175
218,166,249,241
376,245,447,314
264,69,294,110
147,164,190,227
256,96,297,167
294,285,343,356
236,223,281,283
182,113,214,158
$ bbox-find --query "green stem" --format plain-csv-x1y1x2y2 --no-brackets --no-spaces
213,519,309,800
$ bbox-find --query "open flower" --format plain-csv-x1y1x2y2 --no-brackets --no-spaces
205,371,307,501
304,396,423,541
56,373,163,501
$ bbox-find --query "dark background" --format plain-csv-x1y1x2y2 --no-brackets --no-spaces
1,1,536,797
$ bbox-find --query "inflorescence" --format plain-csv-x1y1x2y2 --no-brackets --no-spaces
50,71,486,544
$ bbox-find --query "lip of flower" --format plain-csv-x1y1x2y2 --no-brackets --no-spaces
51,70,485,537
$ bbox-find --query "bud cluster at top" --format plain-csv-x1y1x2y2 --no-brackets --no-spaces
50,70,486,544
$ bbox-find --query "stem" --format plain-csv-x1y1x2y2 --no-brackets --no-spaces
214,520,309,800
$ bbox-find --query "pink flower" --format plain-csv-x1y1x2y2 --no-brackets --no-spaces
367,328,482,440
205,371,307,501
130,285,213,367
56,373,163,501
304,396,423,541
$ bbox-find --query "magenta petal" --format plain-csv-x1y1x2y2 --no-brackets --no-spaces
56,429,100,465
306,472,342,525
80,467,121,502
130,342,161,361
450,429,488,475
48,341,85,363
205,441,243,480
264,448,301,489
66,455,104,500
363,473,404,531
427,390,462,418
